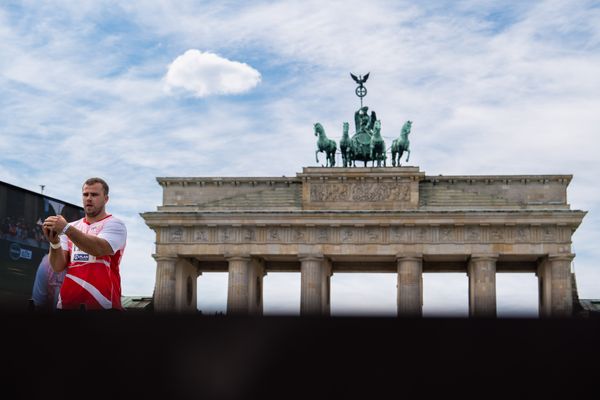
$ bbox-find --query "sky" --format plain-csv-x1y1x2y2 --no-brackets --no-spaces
1,0,599,316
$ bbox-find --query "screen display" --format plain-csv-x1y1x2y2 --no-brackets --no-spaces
0,182,84,310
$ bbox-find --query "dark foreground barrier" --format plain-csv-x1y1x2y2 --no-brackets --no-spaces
2,313,598,399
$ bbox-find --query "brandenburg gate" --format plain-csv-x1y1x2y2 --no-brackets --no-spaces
141,166,586,317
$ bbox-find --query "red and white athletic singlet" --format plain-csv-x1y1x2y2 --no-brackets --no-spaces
57,215,127,310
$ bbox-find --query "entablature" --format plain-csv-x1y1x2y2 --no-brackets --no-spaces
141,209,586,229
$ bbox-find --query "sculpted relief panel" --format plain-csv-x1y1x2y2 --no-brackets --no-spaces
541,226,557,241
391,226,409,242
439,226,455,242
310,182,411,202
170,226,185,242
194,227,209,242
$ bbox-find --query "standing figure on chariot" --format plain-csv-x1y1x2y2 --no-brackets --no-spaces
354,106,377,136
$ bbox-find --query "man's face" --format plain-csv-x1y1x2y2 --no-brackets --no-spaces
82,183,108,218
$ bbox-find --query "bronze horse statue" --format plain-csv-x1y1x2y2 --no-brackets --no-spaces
339,122,351,167
391,120,412,167
314,122,337,167
370,120,386,167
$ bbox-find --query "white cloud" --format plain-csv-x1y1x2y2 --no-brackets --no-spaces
164,49,261,97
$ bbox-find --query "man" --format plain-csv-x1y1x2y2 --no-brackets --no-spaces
42,178,127,310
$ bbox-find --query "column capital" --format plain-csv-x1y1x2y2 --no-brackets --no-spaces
469,253,499,262
298,254,324,262
225,254,251,262
396,253,423,261
152,253,178,262
547,253,575,262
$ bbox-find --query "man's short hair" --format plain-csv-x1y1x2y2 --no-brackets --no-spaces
83,178,109,195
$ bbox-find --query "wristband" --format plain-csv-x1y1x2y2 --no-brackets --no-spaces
61,222,72,235
50,241,62,250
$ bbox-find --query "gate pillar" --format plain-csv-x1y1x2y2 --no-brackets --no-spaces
248,259,266,316
300,255,331,316
174,258,200,313
153,254,177,312
538,254,574,317
396,254,423,317
226,255,251,315
226,256,265,315
468,254,498,317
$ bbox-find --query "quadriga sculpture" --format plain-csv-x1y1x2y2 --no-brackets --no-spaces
314,122,337,167
391,120,412,167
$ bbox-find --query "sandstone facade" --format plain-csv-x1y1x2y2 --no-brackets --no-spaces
141,167,586,317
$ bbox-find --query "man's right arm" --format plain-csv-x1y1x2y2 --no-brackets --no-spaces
49,246,68,273
43,224,68,272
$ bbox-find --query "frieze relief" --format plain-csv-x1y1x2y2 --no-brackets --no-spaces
310,182,411,202
465,226,481,242
160,225,569,245
317,227,330,242
541,226,556,241
194,227,209,242
391,226,409,242
243,227,256,241
220,227,234,242
268,227,281,242
365,227,381,242
490,227,505,241
516,226,531,243
439,226,455,242
414,226,429,242
341,227,354,242
293,227,306,241
170,226,185,242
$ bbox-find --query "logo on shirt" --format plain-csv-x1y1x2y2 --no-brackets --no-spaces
73,253,90,261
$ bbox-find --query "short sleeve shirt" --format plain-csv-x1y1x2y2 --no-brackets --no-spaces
57,215,127,310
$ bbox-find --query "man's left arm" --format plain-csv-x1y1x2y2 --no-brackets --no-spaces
65,227,114,257
45,216,123,257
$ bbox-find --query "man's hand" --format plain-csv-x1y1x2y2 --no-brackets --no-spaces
42,225,59,244
43,216,69,272
42,216,68,243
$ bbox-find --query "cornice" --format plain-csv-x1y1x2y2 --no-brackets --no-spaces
157,177,299,187
422,175,572,185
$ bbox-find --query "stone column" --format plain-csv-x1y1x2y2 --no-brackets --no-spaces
227,255,251,315
174,258,201,312
396,254,423,317
248,258,266,316
537,258,551,317
468,254,498,318
322,258,332,315
153,254,177,312
300,255,328,316
538,254,574,317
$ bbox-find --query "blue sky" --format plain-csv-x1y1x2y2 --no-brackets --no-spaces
1,0,599,316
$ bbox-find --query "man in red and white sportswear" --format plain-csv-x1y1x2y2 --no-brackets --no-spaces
42,177,127,310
